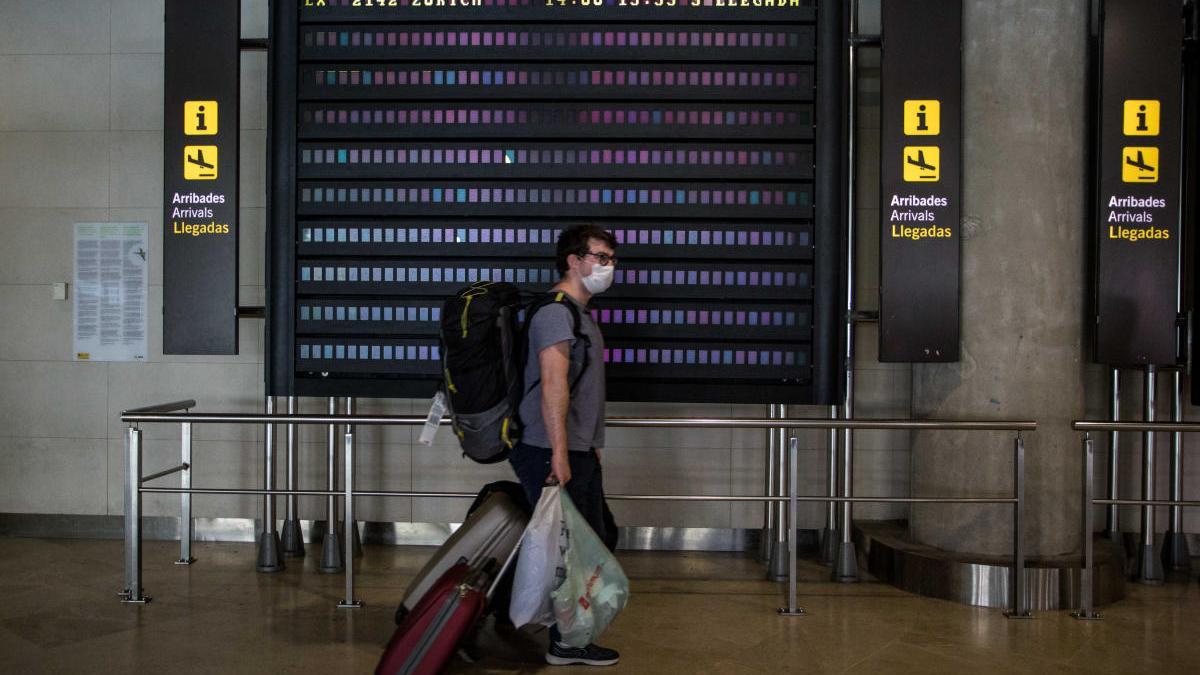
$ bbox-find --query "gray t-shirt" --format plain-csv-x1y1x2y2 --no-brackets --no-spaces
518,295,606,452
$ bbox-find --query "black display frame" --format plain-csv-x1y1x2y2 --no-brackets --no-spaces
268,0,845,404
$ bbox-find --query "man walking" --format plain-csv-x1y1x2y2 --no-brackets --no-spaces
509,224,620,667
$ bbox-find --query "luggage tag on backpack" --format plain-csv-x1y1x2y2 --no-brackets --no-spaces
418,390,448,446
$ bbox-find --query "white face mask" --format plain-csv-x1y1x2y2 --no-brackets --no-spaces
581,263,614,294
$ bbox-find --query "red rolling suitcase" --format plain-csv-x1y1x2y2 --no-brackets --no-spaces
375,561,493,675
394,486,528,625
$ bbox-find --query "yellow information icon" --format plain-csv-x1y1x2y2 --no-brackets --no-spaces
903,100,940,136
184,100,218,136
1121,146,1158,183
184,145,218,180
903,146,939,182
1122,100,1159,136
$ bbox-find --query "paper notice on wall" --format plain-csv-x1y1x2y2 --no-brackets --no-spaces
74,223,148,362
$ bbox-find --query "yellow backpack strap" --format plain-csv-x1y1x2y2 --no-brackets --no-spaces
460,295,473,338
459,286,491,338
500,417,514,449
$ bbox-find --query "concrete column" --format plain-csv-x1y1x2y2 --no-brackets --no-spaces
909,0,1090,557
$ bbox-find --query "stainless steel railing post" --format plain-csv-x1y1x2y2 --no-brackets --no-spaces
345,397,362,558
319,397,343,573
1106,368,1120,542
1005,434,1031,619
1137,365,1164,583
1073,433,1102,620
256,396,284,572
778,436,805,617
121,427,149,604
338,417,362,608
819,405,838,566
175,421,195,565
281,395,304,557
1163,369,1191,569
768,405,789,581
761,404,777,564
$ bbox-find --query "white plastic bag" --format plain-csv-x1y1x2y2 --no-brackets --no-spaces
509,485,566,627
550,492,630,647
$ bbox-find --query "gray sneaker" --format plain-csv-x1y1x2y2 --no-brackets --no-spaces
545,642,620,667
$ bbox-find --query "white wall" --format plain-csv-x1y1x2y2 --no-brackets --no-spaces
0,0,914,532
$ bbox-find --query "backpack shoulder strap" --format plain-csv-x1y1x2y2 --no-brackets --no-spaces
522,291,592,395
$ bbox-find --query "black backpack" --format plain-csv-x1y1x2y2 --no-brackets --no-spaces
439,283,589,464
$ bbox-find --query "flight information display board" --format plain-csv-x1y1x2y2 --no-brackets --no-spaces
268,0,843,403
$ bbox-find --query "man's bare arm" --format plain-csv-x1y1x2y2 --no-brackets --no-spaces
539,341,572,484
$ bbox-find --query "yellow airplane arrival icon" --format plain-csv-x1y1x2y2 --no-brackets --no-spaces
1121,146,1157,183
903,146,939,182
184,146,218,180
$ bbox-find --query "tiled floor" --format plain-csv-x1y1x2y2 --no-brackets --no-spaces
0,538,1197,673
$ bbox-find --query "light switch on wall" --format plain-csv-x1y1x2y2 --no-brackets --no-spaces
52,282,68,301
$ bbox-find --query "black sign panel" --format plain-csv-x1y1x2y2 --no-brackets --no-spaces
1095,0,1183,366
269,0,843,403
163,0,240,354
878,0,961,362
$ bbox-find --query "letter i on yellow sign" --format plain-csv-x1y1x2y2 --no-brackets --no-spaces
184,101,218,135
1122,100,1159,136
903,100,940,136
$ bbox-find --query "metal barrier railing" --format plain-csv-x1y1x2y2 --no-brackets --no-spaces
118,403,1035,618
1073,420,1200,620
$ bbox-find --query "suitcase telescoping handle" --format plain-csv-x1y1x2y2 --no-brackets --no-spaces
486,540,522,601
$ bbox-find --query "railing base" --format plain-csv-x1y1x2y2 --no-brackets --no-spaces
119,590,151,605
1003,609,1033,620
777,607,806,617
337,600,364,609
1135,543,1165,584
1071,610,1103,621
174,557,197,566
833,541,858,583
319,532,343,574
1161,531,1191,571
256,531,285,573
281,519,306,557
1105,529,1123,547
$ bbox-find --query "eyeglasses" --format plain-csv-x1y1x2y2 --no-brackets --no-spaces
582,250,617,266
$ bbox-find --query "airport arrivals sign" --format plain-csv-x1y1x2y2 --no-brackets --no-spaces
163,0,240,354
879,0,961,362
1094,0,1183,366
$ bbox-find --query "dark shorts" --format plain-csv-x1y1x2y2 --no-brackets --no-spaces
508,442,607,545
